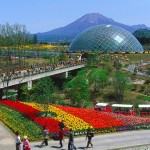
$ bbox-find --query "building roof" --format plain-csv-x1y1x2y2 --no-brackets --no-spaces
69,24,144,53
112,104,133,108
138,105,150,108
96,103,109,107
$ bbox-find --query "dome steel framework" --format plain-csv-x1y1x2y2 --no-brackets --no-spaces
68,24,144,53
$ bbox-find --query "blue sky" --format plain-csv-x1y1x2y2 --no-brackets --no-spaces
0,0,149,33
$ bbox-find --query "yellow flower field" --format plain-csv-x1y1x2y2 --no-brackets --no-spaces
24,102,93,131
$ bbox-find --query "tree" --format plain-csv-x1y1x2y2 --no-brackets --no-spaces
134,67,138,75
32,34,38,44
89,68,109,94
147,66,150,75
113,71,131,102
0,23,31,68
65,70,90,107
0,89,4,99
0,23,31,98
144,86,150,96
58,53,67,62
19,85,32,101
31,77,57,117
86,52,100,67
114,60,122,70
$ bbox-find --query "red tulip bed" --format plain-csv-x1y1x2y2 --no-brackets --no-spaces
1,100,150,136
0,100,60,133
55,105,124,133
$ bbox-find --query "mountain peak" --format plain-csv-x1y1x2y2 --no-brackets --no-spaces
37,13,150,42
80,13,114,24
84,12,103,17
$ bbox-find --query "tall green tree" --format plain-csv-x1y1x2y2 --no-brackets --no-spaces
31,77,57,117
89,68,109,94
0,89,4,99
32,34,38,44
113,71,131,102
58,53,67,62
86,52,100,67
0,23,31,98
65,70,90,107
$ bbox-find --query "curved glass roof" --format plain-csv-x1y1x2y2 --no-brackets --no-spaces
68,24,144,53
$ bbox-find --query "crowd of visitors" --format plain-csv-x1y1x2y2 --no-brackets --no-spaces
15,120,94,150
15,132,31,150
0,59,84,82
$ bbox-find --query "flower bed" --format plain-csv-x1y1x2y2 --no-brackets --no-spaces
104,112,150,125
24,102,92,133
1,100,150,138
55,105,124,129
0,104,42,141
0,100,59,133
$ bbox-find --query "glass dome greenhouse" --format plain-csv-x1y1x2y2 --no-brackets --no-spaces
68,24,144,53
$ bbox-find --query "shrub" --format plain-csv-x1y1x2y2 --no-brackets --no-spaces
137,95,150,101
138,85,145,92
145,79,150,85
131,84,137,91
124,64,129,68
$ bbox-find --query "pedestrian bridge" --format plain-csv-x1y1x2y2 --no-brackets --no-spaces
0,64,85,89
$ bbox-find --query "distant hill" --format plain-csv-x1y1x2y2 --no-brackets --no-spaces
133,29,150,38
37,13,150,42
133,29,150,45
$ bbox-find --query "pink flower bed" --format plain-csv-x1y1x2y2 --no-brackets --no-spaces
104,112,150,125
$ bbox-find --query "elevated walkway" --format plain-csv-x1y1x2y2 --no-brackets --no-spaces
0,64,85,89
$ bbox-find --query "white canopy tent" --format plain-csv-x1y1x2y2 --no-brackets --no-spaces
96,103,109,107
94,103,111,112
138,105,150,108
112,104,134,115
138,105,150,116
112,104,133,108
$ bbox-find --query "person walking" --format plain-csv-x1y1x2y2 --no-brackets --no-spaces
58,128,65,148
85,128,93,149
23,136,30,150
41,126,49,147
68,128,76,150
15,131,21,150
58,120,65,129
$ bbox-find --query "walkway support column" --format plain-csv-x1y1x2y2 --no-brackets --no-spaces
65,71,68,78
27,81,32,90
0,89,3,99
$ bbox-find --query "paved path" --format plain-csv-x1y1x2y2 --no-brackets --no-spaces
1,120,150,150
0,121,15,150
30,130,150,150
123,62,150,77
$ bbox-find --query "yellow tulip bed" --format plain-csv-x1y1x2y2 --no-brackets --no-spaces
24,102,93,134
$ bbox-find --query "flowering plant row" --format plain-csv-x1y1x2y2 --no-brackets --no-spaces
104,112,150,125
0,100,119,134
0,104,42,141
0,100,60,133
24,102,92,132
2,100,150,138
55,105,124,128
